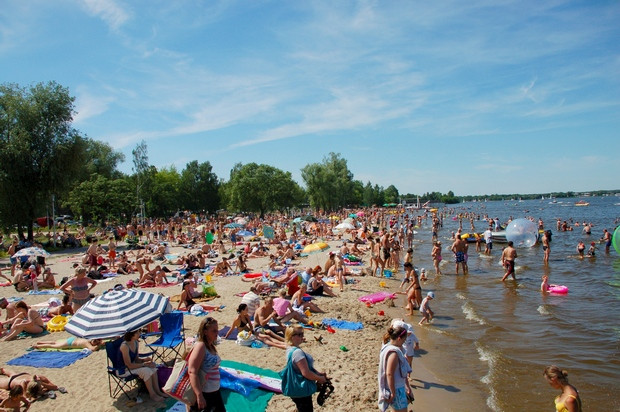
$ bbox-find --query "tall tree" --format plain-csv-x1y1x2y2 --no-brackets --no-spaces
0,82,86,239
226,163,303,216
132,140,150,220
180,160,220,213
301,152,355,211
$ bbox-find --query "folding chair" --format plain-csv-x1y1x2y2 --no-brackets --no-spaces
105,338,141,400
144,312,185,363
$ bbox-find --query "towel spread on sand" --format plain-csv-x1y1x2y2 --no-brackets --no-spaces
27,289,63,295
321,317,364,330
7,349,90,368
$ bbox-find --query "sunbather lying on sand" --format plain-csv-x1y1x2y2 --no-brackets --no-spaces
32,337,104,351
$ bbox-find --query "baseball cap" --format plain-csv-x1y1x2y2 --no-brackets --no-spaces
427,291,435,299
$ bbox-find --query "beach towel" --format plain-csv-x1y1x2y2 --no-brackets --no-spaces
16,329,49,339
27,289,63,295
218,326,239,341
321,317,364,331
169,294,217,303
0,282,11,287
7,349,90,368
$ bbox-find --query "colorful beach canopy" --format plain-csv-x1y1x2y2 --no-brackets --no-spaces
65,290,170,339
12,247,50,258
224,222,244,228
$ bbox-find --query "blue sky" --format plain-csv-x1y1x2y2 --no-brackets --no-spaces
1,1,619,196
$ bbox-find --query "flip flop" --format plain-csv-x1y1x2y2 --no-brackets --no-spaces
58,387,67,394
47,391,56,399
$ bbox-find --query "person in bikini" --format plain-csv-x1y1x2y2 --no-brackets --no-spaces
2,301,45,341
59,267,97,311
0,367,64,400
32,337,103,351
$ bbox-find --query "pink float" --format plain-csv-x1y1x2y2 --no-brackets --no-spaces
358,291,397,303
549,285,568,294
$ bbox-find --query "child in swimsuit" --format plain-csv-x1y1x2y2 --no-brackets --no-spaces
0,385,31,411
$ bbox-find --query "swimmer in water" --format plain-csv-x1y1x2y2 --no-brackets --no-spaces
576,241,585,259
541,275,550,292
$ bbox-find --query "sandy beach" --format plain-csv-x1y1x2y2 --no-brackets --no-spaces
0,239,485,412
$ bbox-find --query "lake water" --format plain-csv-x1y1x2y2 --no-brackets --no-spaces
398,196,619,411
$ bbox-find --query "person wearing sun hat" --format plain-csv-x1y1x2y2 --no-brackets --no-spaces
418,292,435,326
390,319,419,368
586,242,596,257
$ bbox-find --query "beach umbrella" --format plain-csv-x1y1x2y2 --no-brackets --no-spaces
335,222,355,230
301,215,318,222
356,211,365,217
237,230,254,237
234,217,247,225
303,242,329,254
348,213,358,218
224,222,243,229
262,225,275,239
12,247,51,258
292,217,303,224
65,290,170,339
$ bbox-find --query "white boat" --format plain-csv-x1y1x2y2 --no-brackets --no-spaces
575,200,589,206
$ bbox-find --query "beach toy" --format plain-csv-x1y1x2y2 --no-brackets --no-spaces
205,232,214,245
365,302,373,308
358,291,397,303
613,226,620,255
378,310,385,316
548,285,569,294
47,315,68,332
379,281,386,288
206,274,212,283
305,309,311,317
326,326,336,334
383,270,393,278
505,218,538,247
339,345,349,352
243,273,263,279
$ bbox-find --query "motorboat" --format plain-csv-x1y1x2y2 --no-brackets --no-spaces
575,200,590,206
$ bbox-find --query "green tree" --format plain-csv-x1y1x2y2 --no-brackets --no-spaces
66,175,134,226
301,152,355,211
226,163,303,216
148,166,181,217
81,138,125,180
0,81,86,239
384,185,400,204
179,160,220,213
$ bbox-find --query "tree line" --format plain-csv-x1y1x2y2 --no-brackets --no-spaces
2,82,462,240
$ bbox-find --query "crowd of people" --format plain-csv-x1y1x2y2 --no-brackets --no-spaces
0,205,606,410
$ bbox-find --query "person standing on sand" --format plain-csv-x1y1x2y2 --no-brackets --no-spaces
501,241,518,281
86,238,99,273
450,235,467,275
542,231,550,265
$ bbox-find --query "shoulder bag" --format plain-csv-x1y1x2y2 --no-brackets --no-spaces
279,348,317,398
163,346,205,405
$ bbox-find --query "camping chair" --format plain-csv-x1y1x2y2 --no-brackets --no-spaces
143,312,185,363
105,337,152,400
126,235,139,250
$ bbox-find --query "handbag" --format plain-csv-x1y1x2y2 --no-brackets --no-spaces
279,348,317,398
163,347,205,405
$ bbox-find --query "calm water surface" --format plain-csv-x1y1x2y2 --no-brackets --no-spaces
401,196,620,411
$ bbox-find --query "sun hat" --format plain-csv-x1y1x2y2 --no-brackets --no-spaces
421,268,426,273
391,319,413,333
591,242,595,246
427,291,435,299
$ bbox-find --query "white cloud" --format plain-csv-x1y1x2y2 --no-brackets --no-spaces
79,0,130,31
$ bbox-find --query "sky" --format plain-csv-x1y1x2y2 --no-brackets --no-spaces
1,1,619,196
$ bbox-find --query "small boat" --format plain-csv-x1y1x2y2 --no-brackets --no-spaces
575,200,590,206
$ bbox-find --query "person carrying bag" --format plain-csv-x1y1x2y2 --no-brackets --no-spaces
280,325,328,412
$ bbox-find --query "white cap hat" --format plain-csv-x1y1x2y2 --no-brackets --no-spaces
391,319,413,333
427,291,435,299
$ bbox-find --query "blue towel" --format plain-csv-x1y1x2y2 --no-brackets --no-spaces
28,289,63,295
7,350,90,368
321,317,364,330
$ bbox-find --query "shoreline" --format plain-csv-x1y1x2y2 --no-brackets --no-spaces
0,240,487,411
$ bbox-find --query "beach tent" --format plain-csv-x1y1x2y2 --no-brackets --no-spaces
65,290,170,339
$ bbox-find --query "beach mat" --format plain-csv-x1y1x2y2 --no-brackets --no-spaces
321,317,364,330
7,349,90,368
28,289,63,295
218,326,238,341
157,361,277,412
169,294,217,303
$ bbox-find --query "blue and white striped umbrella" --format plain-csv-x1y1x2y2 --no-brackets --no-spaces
65,289,170,339
12,247,51,258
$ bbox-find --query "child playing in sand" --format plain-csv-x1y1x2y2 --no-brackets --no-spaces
541,275,550,292
0,385,31,411
418,292,435,325
391,319,419,369
47,294,74,317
